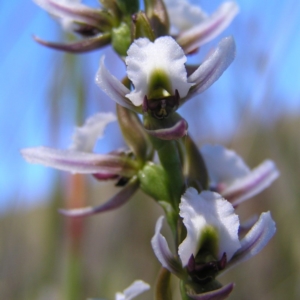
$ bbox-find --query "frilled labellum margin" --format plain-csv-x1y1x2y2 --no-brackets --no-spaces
151,188,276,297
96,36,235,140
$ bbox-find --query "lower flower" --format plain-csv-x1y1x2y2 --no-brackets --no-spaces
151,187,276,299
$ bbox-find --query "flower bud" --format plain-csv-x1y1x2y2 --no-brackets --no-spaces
112,22,131,56
131,11,155,41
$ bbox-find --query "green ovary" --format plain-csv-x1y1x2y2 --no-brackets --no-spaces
196,226,219,263
148,69,172,99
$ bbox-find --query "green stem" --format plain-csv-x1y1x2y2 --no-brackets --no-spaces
155,268,172,300
154,138,185,209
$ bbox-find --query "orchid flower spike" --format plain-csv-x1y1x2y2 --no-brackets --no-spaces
151,187,276,298
96,36,235,139
21,112,141,217
164,0,239,53
33,0,113,52
200,145,280,206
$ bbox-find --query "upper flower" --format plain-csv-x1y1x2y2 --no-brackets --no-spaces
151,187,276,298
125,37,193,107
96,36,235,139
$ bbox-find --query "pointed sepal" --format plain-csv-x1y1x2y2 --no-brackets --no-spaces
186,282,234,300
33,33,111,53
184,37,235,103
226,212,276,271
151,216,185,277
59,176,139,217
176,2,239,54
21,147,138,177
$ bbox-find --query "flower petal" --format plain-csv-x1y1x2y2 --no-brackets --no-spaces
70,112,116,152
223,160,280,206
144,118,188,140
238,214,259,236
177,2,239,53
34,0,104,29
226,212,276,271
95,57,139,112
179,188,240,266
200,145,250,188
164,0,207,34
125,37,193,106
187,282,234,300
21,147,137,177
184,36,235,102
33,33,111,53
151,216,184,276
59,176,139,217
115,280,150,300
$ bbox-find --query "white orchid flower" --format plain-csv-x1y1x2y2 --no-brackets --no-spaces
21,113,140,217
200,145,280,206
151,187,276,298
115,280,150,300
89,280,150,300
96,36,235,139
164,0,239,53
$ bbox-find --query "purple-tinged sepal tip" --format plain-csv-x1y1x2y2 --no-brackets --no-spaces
59,176,139,217
33,33,111,53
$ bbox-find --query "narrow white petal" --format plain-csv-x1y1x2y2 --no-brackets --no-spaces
34,0,100,30
227,212,276,271
177,2,239,53
223,160,280,206
21,147,136,176
151,216,182,275
115,280,150,300
164,0,207,33
60,176,139,217
70,112,116,152
95,57,137,111
179,188,240,266
200,144,250,188
187,36,235,96
126,37,193,106
200,145,279,205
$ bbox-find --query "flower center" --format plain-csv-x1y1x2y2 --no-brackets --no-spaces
143,90,180,119
187,252,227,284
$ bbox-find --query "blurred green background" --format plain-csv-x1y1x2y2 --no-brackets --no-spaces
1,0,300,299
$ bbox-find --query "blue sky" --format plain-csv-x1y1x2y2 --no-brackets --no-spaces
0,0,299,212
